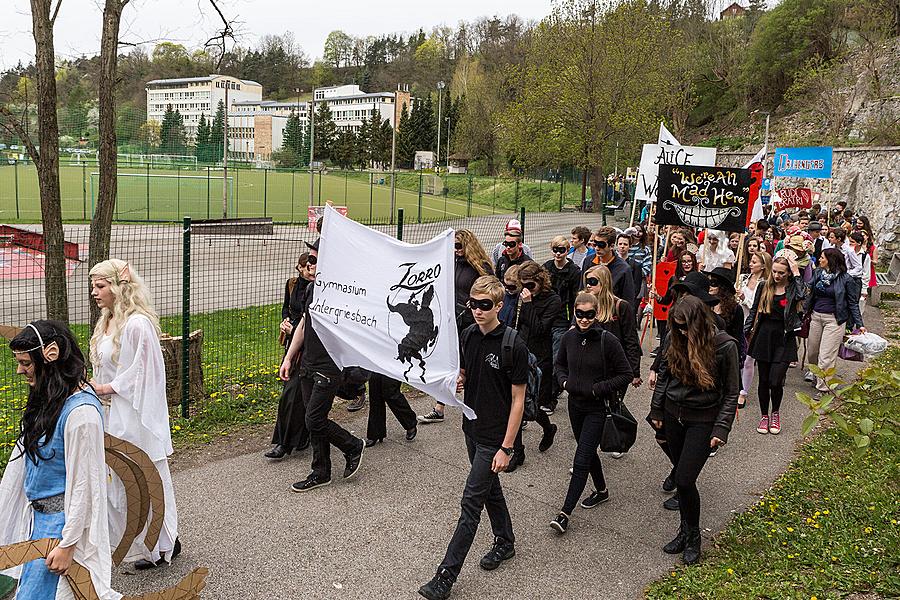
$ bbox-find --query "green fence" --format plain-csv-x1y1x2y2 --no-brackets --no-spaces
0,160,606,223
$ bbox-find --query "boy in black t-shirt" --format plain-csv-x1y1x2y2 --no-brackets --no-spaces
419,276,527,600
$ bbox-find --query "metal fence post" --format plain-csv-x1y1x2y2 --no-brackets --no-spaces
344,171,349,204
539,175,543,213
318,170,322,204
467,175,473,218
14,160,19,220
417,172,423,223
206,167,211,220
519,207,526,243
397,208,404,241
176,173,181,218
369,173,374,223
146,163,151,221
492,176,497,215
82,162,87,220
263,168,268,218
559,176,564,212
291,169,295,222
515,178,520,212
181,216,191,418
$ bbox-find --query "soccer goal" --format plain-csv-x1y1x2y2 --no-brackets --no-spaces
149,154,199,170
89,172,234,221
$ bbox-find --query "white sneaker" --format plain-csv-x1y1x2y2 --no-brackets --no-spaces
610,452,625,459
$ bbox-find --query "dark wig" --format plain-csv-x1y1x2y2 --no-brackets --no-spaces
10,321,88,463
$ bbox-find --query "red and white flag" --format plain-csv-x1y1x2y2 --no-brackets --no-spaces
744,145,767,225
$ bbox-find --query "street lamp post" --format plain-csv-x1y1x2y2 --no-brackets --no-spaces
436,81,445,169
309,90,316,207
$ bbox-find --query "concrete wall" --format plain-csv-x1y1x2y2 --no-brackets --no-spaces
718,146,900,262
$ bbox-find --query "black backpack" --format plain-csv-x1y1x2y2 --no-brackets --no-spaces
461,325,541,421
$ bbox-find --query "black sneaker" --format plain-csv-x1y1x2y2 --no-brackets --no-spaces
417,409,445,424
662,472,676,494
540,405,555,416
418,568,454,600
580,488,609,509
663,492,680,511
343,440,365,480
479,537,515,570
649,347,659,358
550,512,569,534
291,474,332,493
539,423,558,452
708,446,718,458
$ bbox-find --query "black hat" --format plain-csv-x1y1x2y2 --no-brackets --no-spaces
707,267,736,294
807,222,823,232
671,271,719,306
306,238,320,251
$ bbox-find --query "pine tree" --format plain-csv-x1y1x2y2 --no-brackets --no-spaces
195,114,210,162
298,117,311,168
377,120,393,169
209,100,225,163
332,128,358,169
313,103,337,162
283,111,304,159
356,109,374,168
396,102,414,168
159,104,176,154
417,93,436,156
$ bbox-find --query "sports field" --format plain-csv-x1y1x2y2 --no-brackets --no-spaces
0,163,576,223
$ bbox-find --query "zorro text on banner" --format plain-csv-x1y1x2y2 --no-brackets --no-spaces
311,205,469,417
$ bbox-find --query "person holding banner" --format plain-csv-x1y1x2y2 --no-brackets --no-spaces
745,257,806,435
281,242,366,493
803,249,865,393
549,293,633,534
418,276,526,600
648,296,740,566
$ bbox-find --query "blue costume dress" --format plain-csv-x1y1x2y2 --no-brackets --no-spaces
2,390,113,600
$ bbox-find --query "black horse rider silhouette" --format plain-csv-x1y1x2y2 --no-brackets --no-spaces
386,285,439,383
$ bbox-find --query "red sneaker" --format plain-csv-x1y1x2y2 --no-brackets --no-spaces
769,412,781,435
756,415,769,434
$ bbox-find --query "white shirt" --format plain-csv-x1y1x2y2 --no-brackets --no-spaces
842,240,863,278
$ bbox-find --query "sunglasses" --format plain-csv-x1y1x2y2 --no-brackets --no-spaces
466,297,495,311
306,255,318,265
522,281,537,291
502,240,519,248
585,277,600,287
504,284,518,292
454,242,463,250
552,246,567,254
574,309,597,320
589,240,608,249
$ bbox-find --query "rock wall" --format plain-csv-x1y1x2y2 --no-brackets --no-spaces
718,146,900,261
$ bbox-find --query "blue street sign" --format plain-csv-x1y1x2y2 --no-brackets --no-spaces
773,147,833,179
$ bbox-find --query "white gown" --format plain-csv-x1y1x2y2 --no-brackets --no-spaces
93,314,179,563
0,405,121,600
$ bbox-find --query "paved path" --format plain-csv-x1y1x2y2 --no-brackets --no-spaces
111,310,879,600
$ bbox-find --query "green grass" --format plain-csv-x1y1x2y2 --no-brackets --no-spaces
645,347,900,600
0,162,579,223
0,303,286,473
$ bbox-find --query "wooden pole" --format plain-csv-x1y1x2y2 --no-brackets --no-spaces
628,169,639,227
648,204,658,346
734,233,746,286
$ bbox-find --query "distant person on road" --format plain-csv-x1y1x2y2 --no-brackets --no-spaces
649,296,739,566
418,276,526,600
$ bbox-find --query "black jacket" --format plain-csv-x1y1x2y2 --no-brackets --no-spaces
496,252,527,282
745,277,808,338
282,277,310,324
804,269,864,329
455,257,489,331
596,300,642,378
582,255,637,312
554,323,633,412
649,331,740,443
543,258,582,326
625,256,644,304
517,289,563,360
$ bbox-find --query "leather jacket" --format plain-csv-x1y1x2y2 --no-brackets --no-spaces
744,277,808,337
804,269,864,329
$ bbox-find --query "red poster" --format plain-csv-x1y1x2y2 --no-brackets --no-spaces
308,205,348,231
653,261,677,321
774,188,812,211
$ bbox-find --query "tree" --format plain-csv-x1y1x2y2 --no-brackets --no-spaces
195,113,210,162
376,120,393,169
331,128,358,169
279,111,304,167
323,30,353,68
159,104,186,154
209,100,225,162
0,0,68,320
313,102,337,161
396,102,414,168
502,0,682,207
453,58,505,174
115,103,143,146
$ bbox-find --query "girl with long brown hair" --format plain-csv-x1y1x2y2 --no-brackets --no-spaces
745,256,806,435
737,251,772,408
649,296,740,565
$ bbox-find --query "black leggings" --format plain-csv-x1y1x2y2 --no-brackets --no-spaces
562,406,607,514
663,412,714,528
757,360,790,415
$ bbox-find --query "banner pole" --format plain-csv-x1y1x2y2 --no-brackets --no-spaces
648,204,658,347
628,170,639,228
734,233,746,286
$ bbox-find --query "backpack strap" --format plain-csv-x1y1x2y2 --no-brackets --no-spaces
501,326,517,376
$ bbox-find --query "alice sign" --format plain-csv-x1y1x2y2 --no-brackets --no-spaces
773,147,833,179
655,165,751,233
636,143,717,203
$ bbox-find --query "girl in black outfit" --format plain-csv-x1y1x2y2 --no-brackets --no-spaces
707,267,746,443
654,251,699,350
746,256,806,436
419,229,493,425
649,296,739,565
510,261,561,467
265,252,315,460
551,292,633,533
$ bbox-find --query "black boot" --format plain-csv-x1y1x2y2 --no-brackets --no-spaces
683,526,702,565
663,520,687,554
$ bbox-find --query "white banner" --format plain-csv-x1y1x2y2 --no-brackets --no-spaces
311,205,469,417
636,143,717,203
658,122,680,146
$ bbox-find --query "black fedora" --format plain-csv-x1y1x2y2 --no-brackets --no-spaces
671,271,719,306
707,267,737,295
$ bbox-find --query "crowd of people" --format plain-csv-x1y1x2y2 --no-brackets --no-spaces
1,198,878,600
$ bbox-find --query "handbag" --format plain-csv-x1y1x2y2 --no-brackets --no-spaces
597,331,638,453
797,311,812,339
838,329,865,362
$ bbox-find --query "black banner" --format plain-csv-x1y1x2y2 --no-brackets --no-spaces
656,165,751,233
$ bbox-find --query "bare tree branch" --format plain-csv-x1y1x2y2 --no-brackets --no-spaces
204,0,237,70
0,104,40,165
49,0,62,25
